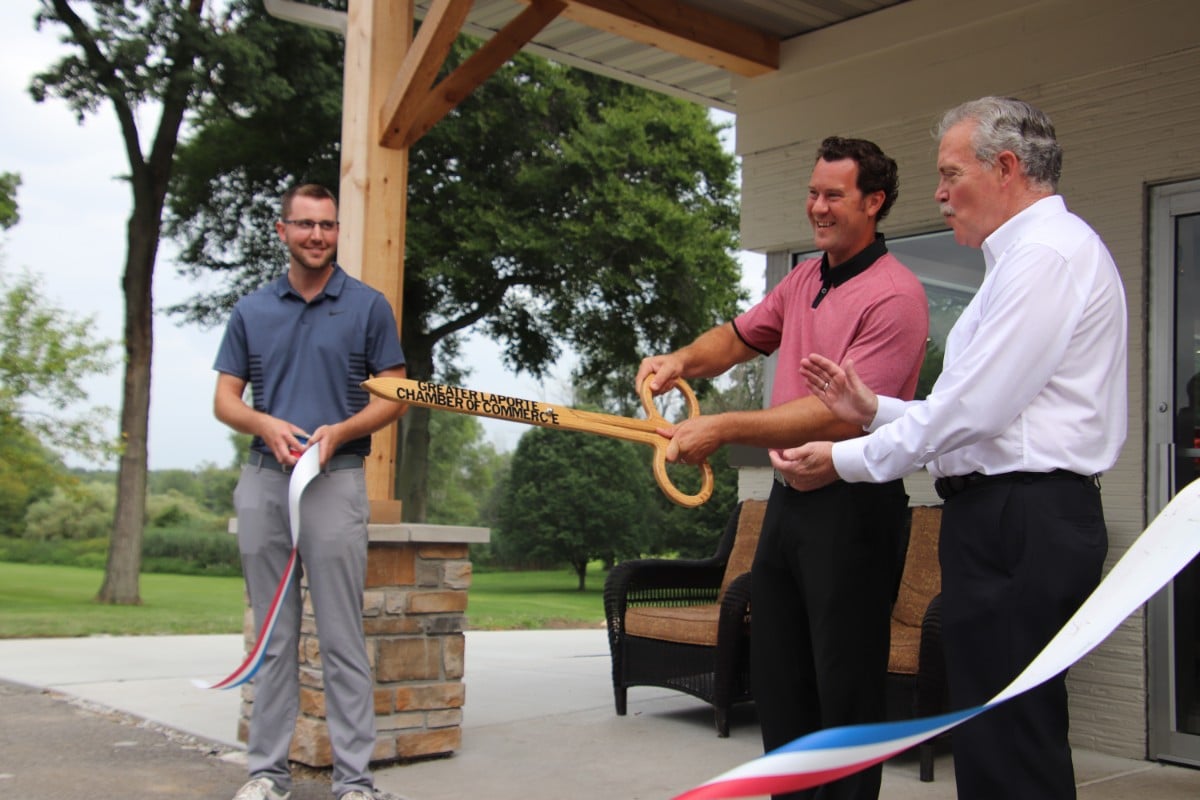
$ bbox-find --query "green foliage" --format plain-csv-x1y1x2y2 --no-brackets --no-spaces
0,172,20,230
165,0,345,293
425,410,510,526
23,482,114,541
917,338,944,401
650,445,739,559
29,1,213,123
0,268,115,458
496,426,651,589
1,523,239,577
641,359,760,559
0,535,111,570
0,415,62,538
145,488,223,528
0,260,100,549
12,467,239,576
148,466,236,516
141,526,240,576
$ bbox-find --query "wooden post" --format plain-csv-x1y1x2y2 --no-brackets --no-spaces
338,0,413,507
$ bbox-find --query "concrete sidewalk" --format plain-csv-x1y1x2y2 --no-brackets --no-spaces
0,631,1197,799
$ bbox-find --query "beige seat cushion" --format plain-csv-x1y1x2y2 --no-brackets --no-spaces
718,499,766,601
888,619,921,674
625,604,721,646
892,506,942,627
888,506,943,675
623,500,767,648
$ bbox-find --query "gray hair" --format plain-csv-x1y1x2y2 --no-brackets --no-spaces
936,97,1062,191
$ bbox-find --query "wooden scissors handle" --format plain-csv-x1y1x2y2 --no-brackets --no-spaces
640,375,714,509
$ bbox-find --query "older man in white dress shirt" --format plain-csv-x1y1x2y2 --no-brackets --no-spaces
772,96,1128,800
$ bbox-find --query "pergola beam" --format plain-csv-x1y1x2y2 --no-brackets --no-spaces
521,0,779,77
380,0,567,149
378,0,472,149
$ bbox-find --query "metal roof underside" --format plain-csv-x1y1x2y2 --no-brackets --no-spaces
414,1,908,112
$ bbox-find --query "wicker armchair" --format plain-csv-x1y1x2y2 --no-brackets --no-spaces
604,499,766,737
886,505,947,781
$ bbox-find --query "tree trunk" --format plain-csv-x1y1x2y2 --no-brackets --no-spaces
96,206,158,605
574,559,587,592
397,407,431,522
395,345,436,522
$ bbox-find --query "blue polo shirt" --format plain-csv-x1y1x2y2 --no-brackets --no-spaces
213,265,406,457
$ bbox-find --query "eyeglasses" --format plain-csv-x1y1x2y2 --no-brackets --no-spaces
282,219,339,232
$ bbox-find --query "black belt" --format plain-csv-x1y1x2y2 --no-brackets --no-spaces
934,469,1100,501
247,451,364,474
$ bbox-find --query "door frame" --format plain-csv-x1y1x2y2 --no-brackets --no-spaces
1147,177,1200,766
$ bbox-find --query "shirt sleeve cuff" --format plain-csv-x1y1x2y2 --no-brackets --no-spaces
867,395,907,432
831,438,873,484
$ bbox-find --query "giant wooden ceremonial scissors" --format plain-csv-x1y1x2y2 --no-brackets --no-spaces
362,376,714,508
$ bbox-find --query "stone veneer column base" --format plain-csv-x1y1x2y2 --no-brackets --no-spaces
236,522,490,768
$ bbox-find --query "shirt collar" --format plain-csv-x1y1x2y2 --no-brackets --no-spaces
981,195,1065,273
272,263,347,301
811,234,888,309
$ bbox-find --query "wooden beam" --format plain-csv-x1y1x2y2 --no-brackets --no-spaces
381,0,567,149
378,0,472,153
521,0,779,77
340,0,413,503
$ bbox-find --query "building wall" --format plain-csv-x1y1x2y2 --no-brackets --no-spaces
732,0,1200,758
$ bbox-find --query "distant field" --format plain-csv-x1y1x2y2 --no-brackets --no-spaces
0,562,246,638
0,561,606,638
467,566,605,630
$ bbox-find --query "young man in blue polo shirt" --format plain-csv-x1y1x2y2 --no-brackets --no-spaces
213,183,407,800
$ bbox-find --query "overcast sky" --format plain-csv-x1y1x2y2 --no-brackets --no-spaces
0,1,763,472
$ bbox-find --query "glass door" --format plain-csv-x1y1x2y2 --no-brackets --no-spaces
1149,179,1200,766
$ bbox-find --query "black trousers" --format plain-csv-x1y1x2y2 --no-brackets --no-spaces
751,478,908,800
940,475,1107,800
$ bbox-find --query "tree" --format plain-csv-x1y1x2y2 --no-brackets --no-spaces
0,172,111,536
425,410,509,527
27,0,258,603
0,268,115,457
166,32,745,522
0,259,115,537
496,425,650,590
0,416,58,539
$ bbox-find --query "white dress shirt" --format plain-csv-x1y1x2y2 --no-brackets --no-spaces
833,195,1128,482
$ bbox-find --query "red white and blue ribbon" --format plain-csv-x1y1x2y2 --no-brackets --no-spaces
674,479,1200,800
193,445,322,690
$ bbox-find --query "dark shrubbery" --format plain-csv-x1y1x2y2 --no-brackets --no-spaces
0,526,241,576
141,526,241,576
7,475,242,576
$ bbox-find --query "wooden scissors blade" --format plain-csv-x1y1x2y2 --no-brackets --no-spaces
362,376,713,507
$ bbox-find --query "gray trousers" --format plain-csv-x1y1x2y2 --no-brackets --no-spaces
234,464,375,797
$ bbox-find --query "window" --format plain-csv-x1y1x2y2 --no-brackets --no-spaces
791,230,984,398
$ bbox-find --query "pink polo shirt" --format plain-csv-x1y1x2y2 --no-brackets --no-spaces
733,250,929,407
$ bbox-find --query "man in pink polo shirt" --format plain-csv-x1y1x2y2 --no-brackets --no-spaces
636,137,929,800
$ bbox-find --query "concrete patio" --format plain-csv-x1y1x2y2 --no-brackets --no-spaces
0,630,1196,799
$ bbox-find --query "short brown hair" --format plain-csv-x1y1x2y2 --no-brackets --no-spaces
814,137,900,222
281,183,337,218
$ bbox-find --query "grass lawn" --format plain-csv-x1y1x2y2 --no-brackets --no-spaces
467,565,605,630
0,561,607,638
0,562,246,638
